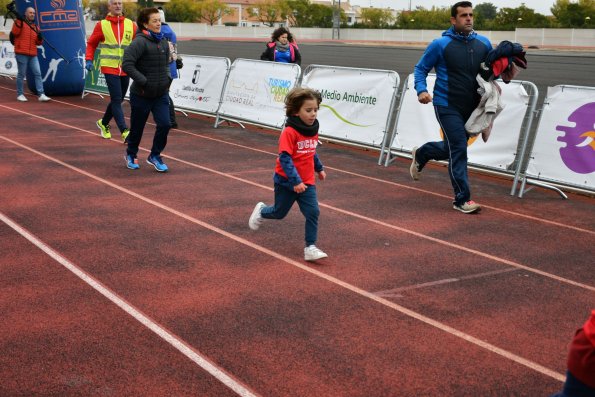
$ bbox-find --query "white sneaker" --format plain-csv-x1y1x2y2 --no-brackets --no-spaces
304,245,328,261
248,202,266,230
17,95,27,102
410,146,421,180
38,94,51,102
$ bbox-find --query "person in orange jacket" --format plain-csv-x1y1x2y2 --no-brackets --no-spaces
11,7,50,102
86,0,137,142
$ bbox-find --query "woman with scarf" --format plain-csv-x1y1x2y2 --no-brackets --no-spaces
122,7,171,172
260,27,301,65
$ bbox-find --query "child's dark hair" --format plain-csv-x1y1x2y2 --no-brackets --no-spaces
284,88,322,117
137,7,160,29
271,27,294,43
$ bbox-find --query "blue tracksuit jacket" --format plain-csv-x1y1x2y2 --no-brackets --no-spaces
414,26,492,119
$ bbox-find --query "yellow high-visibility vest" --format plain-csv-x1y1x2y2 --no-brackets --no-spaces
98,18,134,68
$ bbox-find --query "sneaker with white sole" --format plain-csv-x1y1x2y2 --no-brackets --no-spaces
17,95,28,102
147,154,168,172
96,119,111,139
38,94,51,102
453,200,481,214
125,154,140,170
121,129,130,143
304,245,328,261
410,146,421,180
248,202,266,230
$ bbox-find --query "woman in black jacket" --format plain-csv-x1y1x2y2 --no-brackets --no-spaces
260,27,301,66
122,7,171,172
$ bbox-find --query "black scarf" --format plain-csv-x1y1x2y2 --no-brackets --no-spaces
285,115,319,137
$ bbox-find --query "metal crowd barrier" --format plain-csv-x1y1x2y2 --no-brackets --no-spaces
302,64,400,151
6,37,591,199
0,40,17,78
513,84,595,198
215,58,301,130
382,73,539,195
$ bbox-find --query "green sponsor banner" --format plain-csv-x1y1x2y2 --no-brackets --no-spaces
84,49,109,94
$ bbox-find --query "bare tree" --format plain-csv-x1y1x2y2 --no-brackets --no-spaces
197,0,231,26
247,0,291,27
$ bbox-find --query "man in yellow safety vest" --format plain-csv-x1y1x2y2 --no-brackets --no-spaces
85,0,137,142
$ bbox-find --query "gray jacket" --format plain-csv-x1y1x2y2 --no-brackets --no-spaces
465,74,504,142
122,31,171,98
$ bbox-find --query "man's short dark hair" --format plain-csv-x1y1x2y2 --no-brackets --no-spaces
451,1,472,17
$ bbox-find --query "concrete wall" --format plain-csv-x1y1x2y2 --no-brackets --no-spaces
1,17,593,48
146,24,595,48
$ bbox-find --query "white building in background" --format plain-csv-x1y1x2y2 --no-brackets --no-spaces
311,0,358,26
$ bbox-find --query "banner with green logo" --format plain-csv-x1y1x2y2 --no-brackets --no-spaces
302,66,399,147
84,49,109,95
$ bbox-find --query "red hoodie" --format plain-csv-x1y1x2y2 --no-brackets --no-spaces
567,310,595,389
85,14,137,76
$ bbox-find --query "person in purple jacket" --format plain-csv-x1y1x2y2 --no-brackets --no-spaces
260,27,301,65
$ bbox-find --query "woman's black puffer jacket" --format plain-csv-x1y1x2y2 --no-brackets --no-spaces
122,31,171,98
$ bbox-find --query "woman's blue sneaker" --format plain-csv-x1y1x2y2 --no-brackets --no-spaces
147,154,168,172
125,154,140,170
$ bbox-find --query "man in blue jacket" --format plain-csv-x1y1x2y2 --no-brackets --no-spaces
158,7,181,128
410,1,491,214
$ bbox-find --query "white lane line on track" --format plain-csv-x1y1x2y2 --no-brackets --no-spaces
0,211,259,397
0,104,593,293
7,94,592,236
1,104,593,291
374,268,520,297
0,134,567,383
314,205,594,292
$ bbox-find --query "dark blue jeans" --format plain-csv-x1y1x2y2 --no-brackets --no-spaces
415,106,471,206
103,74,130,133
550,371,595,397
126,92,171,158
261,184,320,247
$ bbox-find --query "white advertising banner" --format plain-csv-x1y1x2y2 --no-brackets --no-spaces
527,86,595,190
217,59,301,128
391,74,529,171
0,41,17,77
170,55,229,114
469,81,528,169
301,66,398,147
391,74,439,151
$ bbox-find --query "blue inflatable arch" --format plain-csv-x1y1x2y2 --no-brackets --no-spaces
16,0,86,95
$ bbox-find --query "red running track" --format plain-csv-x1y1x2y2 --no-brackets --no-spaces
0,80,593,397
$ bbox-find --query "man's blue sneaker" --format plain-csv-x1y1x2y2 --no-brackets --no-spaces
147,154,168,172
125,154,140,170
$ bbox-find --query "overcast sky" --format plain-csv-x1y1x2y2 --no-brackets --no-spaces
348,0,555,16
